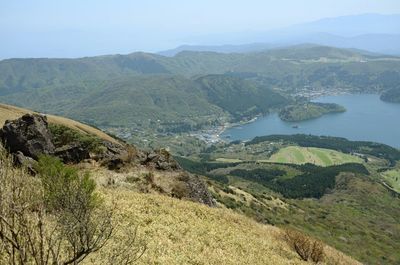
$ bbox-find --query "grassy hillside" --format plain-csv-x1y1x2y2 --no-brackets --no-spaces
176,134,400,264
0,151,359,265
0,103,117,143
380,168,400,193
0,110,359,265
177,157,400,264
85,188,359,265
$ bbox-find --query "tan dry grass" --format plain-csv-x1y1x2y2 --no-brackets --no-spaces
0,103,118,143
84,187,361,265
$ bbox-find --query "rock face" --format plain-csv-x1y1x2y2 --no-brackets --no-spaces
0,114,55,160
0,114,215,206
141,149,181,170
55,143,90,164
99,141,131,170
14,151,38,174
179,173,215,207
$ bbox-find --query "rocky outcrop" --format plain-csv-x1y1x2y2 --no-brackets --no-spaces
0,114,55,160
0,114,215,206
177,173,215,207
0,114,181,171
14,151,37,174
99,141,131,170
102,156,125,170
55,143,90,164
141,149,181,170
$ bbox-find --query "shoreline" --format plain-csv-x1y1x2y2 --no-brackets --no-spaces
211,92,380,143
193,92,384,145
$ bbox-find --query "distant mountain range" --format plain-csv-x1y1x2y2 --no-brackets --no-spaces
160,14,400,56
159,43,279,56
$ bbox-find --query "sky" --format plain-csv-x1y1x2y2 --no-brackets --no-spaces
0,0,400,58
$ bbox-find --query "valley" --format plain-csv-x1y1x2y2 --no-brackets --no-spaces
1,45,400,264
1,45,400,147
3,4,400,265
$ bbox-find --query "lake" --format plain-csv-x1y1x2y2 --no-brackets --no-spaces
221,94,400,148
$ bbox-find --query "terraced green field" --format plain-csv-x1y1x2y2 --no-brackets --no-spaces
381,169,400,193
215,158,243,163
266,146,363,166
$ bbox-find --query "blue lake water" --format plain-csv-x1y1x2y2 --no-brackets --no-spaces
221,94,400,148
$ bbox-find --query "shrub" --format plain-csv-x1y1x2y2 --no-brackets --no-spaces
0,147,145,265
143,171,155,184
171,182,189,199
126,175,140,183
37,155,100,211
222,186,235,194
120,145,138,164
283,229,324,263
49,123,103,154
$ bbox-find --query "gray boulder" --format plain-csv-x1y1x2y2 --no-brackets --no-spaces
55,143,90,164
14,151,37,174
0,114,55,160
141,149,181,170
176,173,215,207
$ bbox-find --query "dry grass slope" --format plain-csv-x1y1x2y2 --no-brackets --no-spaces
0,103,118,143
0,103,361,264
85,188,361,265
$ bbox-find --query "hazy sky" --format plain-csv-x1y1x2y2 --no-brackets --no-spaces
1,0,400,58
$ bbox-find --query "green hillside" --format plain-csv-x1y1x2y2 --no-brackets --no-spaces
196,74,289,120
176,135,400,264
0,46,400,132
0,74,289,133
266,146,362,166
0,45,399,145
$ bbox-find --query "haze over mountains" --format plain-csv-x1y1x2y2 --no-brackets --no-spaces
1,13,400,59
161,14,400,56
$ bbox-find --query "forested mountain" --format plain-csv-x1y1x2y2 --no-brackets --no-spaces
0,45,399,134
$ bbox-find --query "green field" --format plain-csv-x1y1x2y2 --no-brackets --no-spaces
381,169,400,193
266,146,363,166
215,158,243,163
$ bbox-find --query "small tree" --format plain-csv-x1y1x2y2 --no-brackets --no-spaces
0,147,145,265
